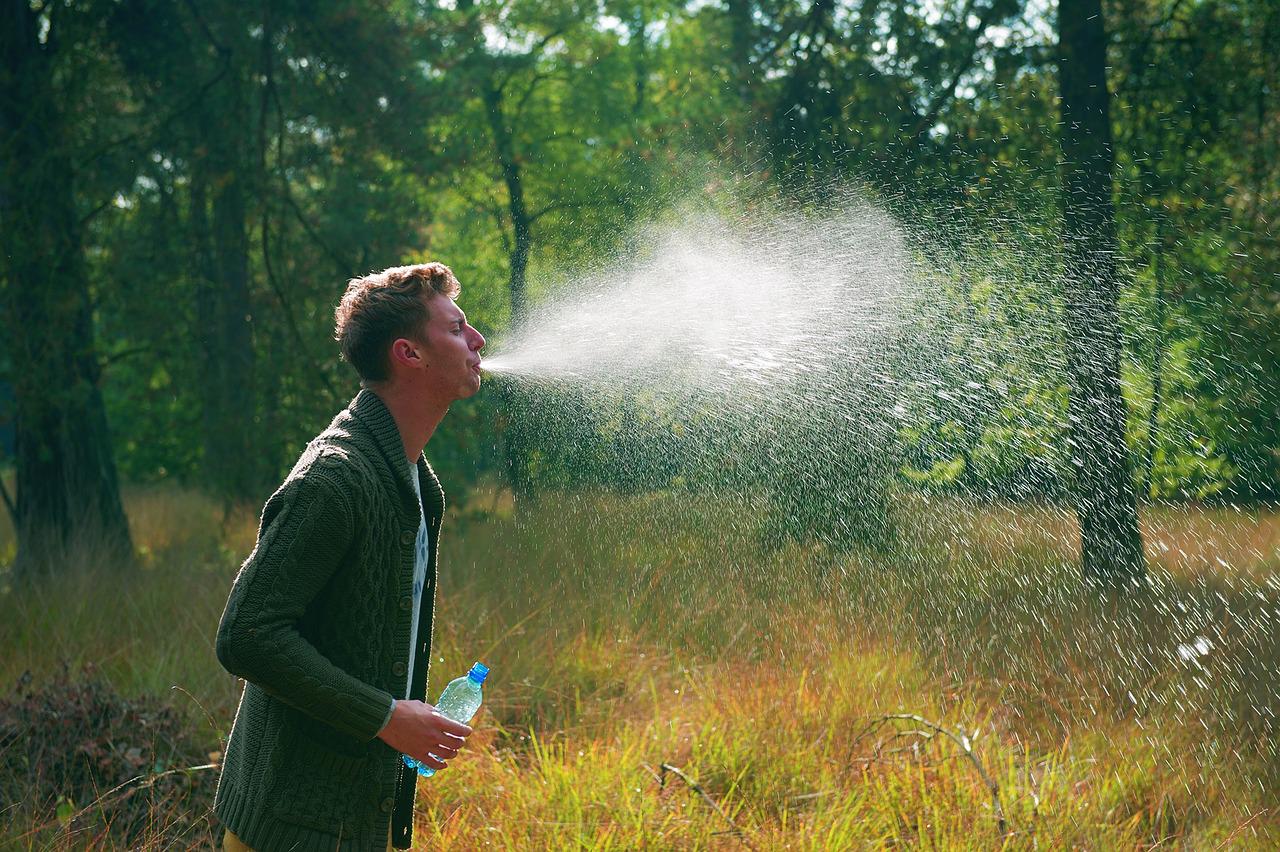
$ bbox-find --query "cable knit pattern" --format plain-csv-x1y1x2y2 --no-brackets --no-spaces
214,389,445,851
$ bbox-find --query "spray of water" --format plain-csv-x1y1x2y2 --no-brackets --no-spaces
483,195,920,550
484,199,911,390
474,185,1280,789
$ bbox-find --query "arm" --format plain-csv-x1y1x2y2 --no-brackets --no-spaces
215,468,395,741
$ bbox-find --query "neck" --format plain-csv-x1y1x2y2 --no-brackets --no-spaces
368,382,449,462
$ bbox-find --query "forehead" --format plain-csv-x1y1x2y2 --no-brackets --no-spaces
425,293,464,324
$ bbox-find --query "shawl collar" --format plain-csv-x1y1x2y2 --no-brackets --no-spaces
347,388,446,523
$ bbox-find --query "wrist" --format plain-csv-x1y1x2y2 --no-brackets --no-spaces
376,697,396,737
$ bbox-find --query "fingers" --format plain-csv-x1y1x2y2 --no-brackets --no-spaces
395,705,473,769
432,713,473,739
425,740,460,760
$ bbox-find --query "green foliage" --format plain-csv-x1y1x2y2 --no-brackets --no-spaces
0,0,1273,512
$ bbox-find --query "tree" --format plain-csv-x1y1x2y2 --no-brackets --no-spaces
100,0,445,495
0,0,134,573
1057,0,1146,584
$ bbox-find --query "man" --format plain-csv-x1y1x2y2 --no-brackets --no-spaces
214,263,487,851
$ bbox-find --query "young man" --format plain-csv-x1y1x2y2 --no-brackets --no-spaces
214,263,487,851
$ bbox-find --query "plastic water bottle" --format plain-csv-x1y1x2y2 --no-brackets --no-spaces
402,662,489,778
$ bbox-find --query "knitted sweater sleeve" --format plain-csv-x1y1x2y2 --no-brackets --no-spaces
215,467,395,741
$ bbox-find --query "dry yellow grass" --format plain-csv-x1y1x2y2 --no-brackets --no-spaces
2,486,1279,848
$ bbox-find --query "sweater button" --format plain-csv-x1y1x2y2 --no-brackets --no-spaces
393,661,406,676
399,595,413,611
401,529,414,545
381,796,394,813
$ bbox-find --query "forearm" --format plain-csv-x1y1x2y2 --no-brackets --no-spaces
217,616,395,741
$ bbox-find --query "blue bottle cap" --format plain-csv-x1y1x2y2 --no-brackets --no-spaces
468,662,489,684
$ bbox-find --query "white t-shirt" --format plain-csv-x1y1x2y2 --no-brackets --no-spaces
405,460,430,700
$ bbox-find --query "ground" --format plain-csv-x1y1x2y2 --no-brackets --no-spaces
2,485,1277,848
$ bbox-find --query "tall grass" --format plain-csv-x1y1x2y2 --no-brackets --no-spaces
2,485,1278,848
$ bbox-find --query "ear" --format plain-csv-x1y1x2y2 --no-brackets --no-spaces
389,337,427,370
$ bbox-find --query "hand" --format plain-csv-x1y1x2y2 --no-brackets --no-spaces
376,699,472,772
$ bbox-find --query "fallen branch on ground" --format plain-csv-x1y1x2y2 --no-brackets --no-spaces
655,757,752,844
30,763,219,838
852,713,1008,838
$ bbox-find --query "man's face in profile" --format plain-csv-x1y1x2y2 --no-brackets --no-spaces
417,294,486,401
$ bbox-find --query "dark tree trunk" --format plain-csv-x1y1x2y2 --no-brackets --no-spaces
0,0,133,573
194,78,259,504
623,2,650,220
725,0,756,104
483,81,531,328
482,79,534,496
1058,0,1146,584
629,4,648,117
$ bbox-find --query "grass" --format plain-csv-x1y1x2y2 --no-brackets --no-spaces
2,483,1279,848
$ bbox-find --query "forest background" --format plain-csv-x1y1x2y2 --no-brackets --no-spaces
1,0,1279,847
2,0,1276,536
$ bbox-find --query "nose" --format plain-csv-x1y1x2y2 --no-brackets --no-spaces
469,327,485,352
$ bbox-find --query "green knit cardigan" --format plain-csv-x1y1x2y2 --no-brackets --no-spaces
214,389,444,851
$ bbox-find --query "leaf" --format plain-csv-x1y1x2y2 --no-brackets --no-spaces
56,797,75,827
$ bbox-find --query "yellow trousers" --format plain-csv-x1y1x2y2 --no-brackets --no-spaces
223,829,394,851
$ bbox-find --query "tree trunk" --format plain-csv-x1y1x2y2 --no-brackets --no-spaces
482,79,534,496
725,0,756,104
483,80,531,328
623,2,650,221
195,77,259,505
1058,0,1146,584
0,0,133,574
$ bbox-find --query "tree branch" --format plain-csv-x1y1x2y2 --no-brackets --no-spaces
280,188,356,276
78,197,115,228
909,0,1015,140
454,185,512,253
180,0,229,55
513,69,557,121
1118,0,1191,73
493,26,569,96
261,213,337,397
99,344,154,369
76,47,232,173
655,762,758,850
852,714,1008,837
529,199,578,223
774,0,833,58
0,470,17,529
